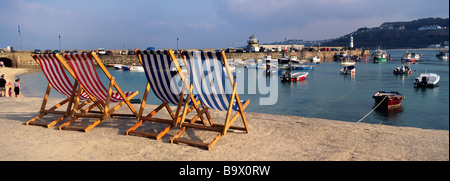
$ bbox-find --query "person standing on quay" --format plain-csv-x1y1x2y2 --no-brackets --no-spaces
14,78,21,98
0,75,6,97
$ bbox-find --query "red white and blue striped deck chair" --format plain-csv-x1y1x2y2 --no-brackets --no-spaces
59,52,139,132
126,49,205,140
171,50,250,150
26,53,90,128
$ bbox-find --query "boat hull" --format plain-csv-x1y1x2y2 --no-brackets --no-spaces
373,57,387,63
372,91,405,109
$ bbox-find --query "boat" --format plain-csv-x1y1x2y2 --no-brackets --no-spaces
121,65,130,71
129,65,144,72
281,71,309,82
436,50,449,60
393,65,412,74
340,65,356,74
113,64,123,70
340,61,356,66
310,55,321,64
372,48,388,63
284,64,315,70
414,73,440,88
372,91,405,109
401,52,421,62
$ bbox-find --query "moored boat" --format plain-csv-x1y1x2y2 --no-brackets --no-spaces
281,71,309,82
401,52,421,62
414,73,440,88
393,65,412,74
340,65,356,74
372,91,405,109
310,55,321,64
436,50,449,60
372,48,388,63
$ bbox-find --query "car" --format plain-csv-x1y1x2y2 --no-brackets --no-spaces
98,48,106,55
34,49,41,54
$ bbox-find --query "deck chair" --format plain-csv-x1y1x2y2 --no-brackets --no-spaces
171,50,250,150
26,53,90,128
59,52,139,132
126,49,205,140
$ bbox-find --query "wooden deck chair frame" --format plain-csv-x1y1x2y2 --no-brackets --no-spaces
171,50,250,150
26,53,91,128
126,49,206,140
58,52,139,132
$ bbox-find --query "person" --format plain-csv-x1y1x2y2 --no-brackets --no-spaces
8,87,12,97
0,74,6,97
14,78,20,98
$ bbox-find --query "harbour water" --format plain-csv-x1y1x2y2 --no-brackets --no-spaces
21,50,449,130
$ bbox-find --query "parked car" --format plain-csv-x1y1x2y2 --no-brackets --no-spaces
127,49,135,55
34,49,41,54
98,48,106,55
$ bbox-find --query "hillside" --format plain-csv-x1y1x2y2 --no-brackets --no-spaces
322,17,449,49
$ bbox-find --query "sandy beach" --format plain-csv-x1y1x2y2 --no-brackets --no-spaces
0,68,448,161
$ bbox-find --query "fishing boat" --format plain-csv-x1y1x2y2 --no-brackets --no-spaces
372,91,405,109
113,64,123,70
372,48,388,63
340,61,356,66
414,73,440,88
281,71,309,82
393,65,412,74
340,65,356,74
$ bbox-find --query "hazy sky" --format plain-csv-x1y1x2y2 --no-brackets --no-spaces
0,0,448,50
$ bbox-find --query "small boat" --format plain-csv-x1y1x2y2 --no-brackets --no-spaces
393,65,412,74
310,56,321,64
401,52,421,62
372,91,405,109
340,61,356,66
285,64,315,70
281,71,309,82
372,48,388,63
436,50,449,60
113,64,123,70
340,65,356,74
414,73,440,88
129,66,144,72
121,65,130,71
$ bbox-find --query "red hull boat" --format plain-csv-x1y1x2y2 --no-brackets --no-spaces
372,91,405,109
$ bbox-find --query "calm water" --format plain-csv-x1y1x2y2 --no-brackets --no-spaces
21,50,449,130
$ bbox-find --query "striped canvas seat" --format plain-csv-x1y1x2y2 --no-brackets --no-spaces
126,49,202,140
58,52,139,132
64,53,136,102
171,50,250,150
26,53,89,128
34,54,89,100
183,51,240,111
139,49,193,105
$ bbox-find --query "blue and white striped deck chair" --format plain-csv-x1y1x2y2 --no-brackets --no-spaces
126,49,204,140
171,50,250,150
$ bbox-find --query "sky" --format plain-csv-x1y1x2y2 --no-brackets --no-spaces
0,0,448,50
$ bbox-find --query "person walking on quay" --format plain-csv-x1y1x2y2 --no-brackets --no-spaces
14,78,21,98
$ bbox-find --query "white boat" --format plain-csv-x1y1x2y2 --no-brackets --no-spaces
113,64,123,70
129,66,144,72
414,73,440,88
401,52,421,62
340,61,356,66
310,56,321,64
436,51,449,60
340,65,356,74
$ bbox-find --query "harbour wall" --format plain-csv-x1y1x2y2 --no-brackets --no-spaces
0,50,367,68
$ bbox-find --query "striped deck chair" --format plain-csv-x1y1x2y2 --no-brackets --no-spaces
26,53,90,128
171,50,250,150
59,52,139,132
126,49,205,140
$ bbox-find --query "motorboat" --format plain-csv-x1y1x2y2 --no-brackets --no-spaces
284,64,315,70
340,61,356,66
372,91,405,109
113,64,123,70
281,71,309,82
414,73,440,88
340,65,356,74
436,50,449,60
393,65,412,74
129,66,144,72
310,55,321,64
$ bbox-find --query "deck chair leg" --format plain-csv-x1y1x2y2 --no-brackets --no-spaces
26,97,71,128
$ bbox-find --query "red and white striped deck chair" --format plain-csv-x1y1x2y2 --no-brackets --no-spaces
59,52,139,132
26,53,90,128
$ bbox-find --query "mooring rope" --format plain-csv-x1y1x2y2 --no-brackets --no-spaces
357,96,387,123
